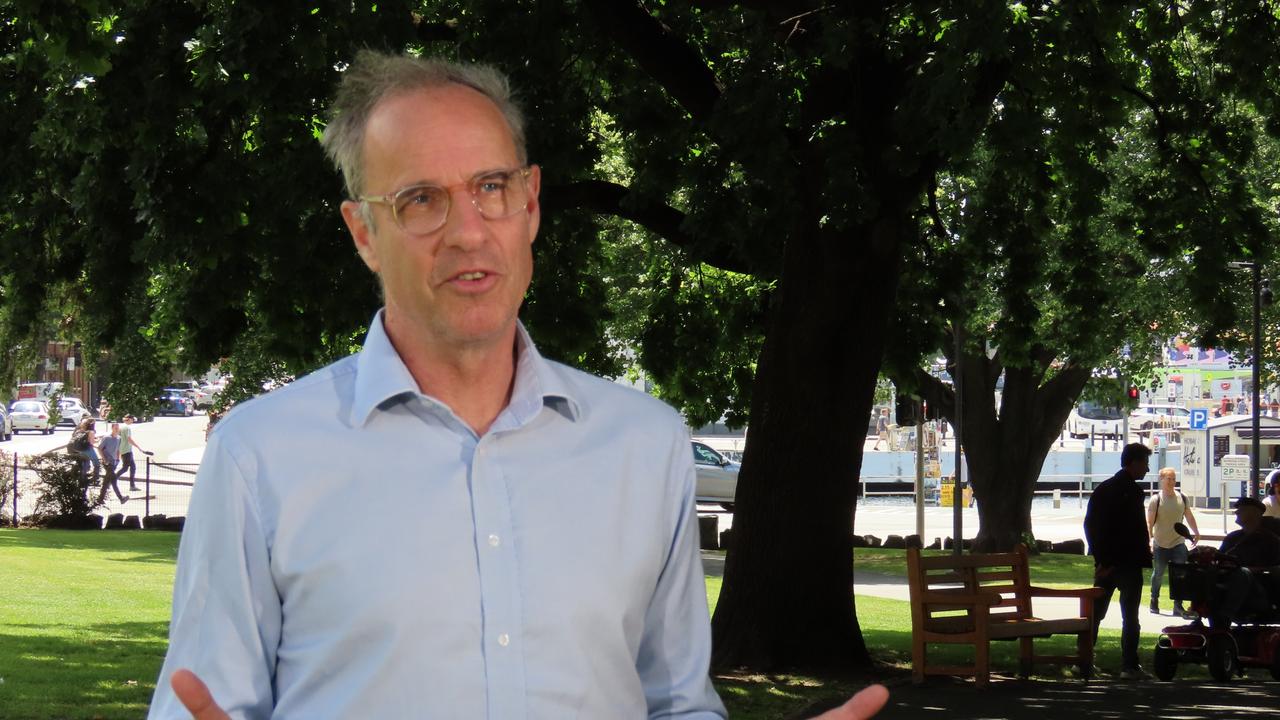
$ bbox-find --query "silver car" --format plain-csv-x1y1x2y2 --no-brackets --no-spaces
58,397,92,427
693,441,740,510
10,400,54,434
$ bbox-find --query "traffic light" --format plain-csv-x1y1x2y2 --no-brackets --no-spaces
1127,385,1140,400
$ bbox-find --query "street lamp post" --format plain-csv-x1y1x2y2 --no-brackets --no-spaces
1229,260,1274,498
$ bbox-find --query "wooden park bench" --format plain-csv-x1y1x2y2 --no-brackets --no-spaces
906,545,1102,687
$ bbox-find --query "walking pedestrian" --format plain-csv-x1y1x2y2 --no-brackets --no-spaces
872,408,890,451
69,417,100,485
1146,467,1198,617
96,422,127,505
117,415,153,492
1084,442,1154,680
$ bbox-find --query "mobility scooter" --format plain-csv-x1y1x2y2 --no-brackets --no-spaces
1153,542,1280,681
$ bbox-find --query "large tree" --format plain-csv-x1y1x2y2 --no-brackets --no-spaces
884,10,1280,551
4,2,1280,675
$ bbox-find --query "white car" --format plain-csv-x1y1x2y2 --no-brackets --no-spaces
1128,404,1191,430
1066,401,1125,439
693,441,739,510
57,397,92,427
9,400,55,434
0,406,12,441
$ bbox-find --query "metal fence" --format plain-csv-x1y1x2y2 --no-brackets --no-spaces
3,451,196,528
858,472,1160,508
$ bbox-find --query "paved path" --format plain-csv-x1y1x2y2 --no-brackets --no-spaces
703,553,1280,717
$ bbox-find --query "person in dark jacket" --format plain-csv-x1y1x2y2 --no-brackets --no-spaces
1208,496,1280,627
1084,443,1154,679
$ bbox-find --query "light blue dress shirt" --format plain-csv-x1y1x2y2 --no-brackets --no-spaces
148,313,726,719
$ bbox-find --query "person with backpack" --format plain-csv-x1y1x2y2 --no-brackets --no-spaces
68,417,100,485
1147,467,1200,617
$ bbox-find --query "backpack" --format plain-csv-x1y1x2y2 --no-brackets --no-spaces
69,430,90,453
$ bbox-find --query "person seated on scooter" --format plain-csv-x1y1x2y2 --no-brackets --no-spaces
1208,496,1280,628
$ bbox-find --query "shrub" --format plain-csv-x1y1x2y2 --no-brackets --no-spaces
26,452,103,524
45,384,65,426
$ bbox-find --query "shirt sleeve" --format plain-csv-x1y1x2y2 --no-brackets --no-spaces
148,432,281,719
635,425,727,719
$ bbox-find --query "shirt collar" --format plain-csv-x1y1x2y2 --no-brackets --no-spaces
350,311,580,427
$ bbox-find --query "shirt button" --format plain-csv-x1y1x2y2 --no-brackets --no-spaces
497,633,510,647
488,534,501,547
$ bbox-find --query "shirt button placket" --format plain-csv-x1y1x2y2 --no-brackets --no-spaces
472,436,525,718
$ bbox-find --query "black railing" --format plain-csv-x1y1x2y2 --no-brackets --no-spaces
3,452,197,528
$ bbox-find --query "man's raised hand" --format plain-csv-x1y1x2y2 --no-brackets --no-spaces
810,684,890,720
170,669,229,720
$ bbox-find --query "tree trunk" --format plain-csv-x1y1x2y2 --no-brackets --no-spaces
710,218,903,672
919,346,1091,552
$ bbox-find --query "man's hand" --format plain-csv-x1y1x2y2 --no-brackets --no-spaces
170,669,230,720
167,669,888,720
810,684,890,719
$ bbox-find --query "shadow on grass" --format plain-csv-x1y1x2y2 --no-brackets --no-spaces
0,620,169,720
0,528,179,565
877,675,1280,719
719,629,1280,719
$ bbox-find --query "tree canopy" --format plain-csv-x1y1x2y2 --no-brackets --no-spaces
4,1,1280,673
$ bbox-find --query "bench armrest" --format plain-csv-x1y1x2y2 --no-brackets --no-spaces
1027,585,1101,620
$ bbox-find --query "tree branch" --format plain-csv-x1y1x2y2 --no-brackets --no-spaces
1121,84,1213,197
413,18,458,44
927,173,950,244
584,1,722,122
546,179,755,274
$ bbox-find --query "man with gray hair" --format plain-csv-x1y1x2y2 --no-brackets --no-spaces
149,49,886,720
151,48,675,718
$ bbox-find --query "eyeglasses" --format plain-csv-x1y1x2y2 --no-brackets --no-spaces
359,166,533,236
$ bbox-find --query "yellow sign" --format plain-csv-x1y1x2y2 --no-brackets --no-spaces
939,484,955,507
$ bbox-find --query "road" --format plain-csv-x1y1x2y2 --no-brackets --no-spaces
3,413,210,463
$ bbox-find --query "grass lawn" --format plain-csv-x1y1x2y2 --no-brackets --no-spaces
0,530,1206,719
0,529,179,719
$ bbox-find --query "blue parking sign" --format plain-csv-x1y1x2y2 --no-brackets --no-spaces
1189,408,1208,429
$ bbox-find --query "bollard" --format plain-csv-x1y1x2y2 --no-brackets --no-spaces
1053,488,1061,509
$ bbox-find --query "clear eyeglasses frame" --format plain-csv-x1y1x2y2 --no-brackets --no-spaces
358,166,533,236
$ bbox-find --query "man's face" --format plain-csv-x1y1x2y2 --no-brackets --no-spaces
1160,473,1176,493
1126,456,1150,480
1236,506,1262,531
341,84,540,351
110,424,119,436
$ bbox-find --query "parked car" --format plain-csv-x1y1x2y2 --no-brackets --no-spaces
693,441,740,510
9,400,55,434
193,385,215,409
57,397,92,427
1066,401,1126,439
1128,403,1191,430
156,392,194,417
165,385,213,410
0,405,12,441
